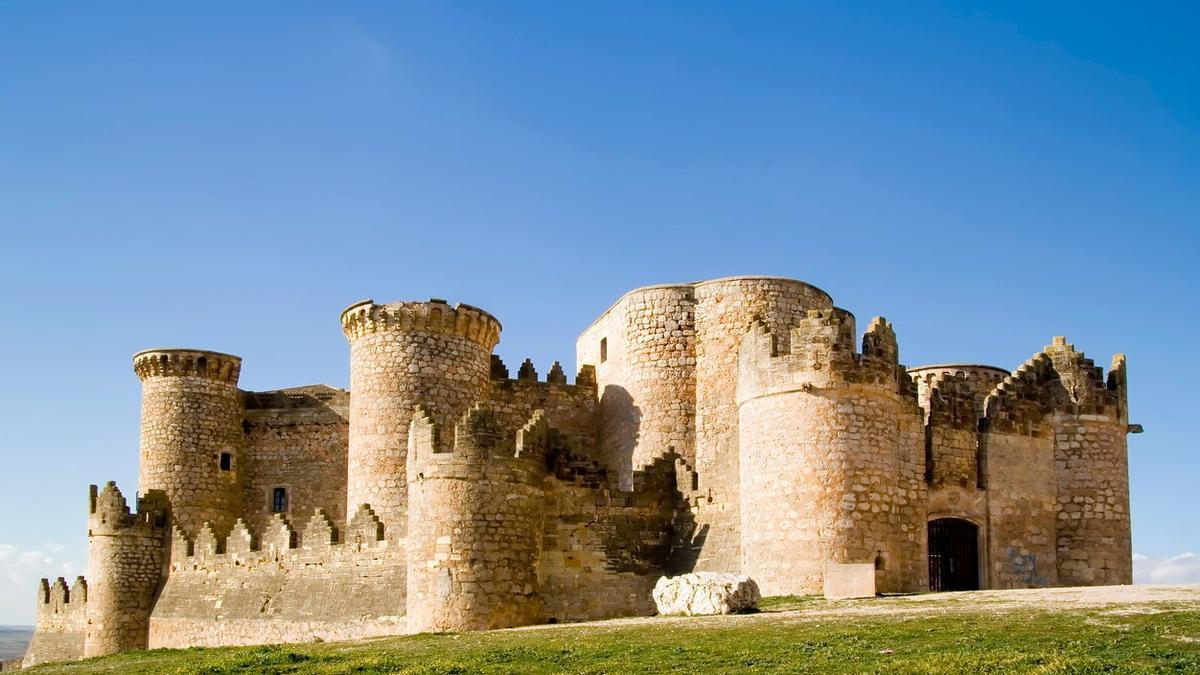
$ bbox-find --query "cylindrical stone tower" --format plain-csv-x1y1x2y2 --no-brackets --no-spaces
406,407,548,632
84,482,168,657
576,284,697,487
737,310,926,595
690,276,834,572
340,299,501,540
133,348,244,537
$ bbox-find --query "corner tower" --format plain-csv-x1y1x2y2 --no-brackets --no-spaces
133,348,244,537
340,299,501,540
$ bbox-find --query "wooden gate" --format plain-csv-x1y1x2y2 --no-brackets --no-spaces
928,518,980,592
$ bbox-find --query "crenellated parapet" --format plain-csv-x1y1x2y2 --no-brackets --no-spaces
88,482,170,537
166,504,393,573
738,310,915,402
23,576,88,668
490,355,598,390
407,404,551,481
340,299,502,349
132,348,242,385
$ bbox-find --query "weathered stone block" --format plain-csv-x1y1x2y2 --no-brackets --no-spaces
652,573,760,616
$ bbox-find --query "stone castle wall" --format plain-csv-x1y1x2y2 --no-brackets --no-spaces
21,578,86,668
241,387,350,535
149,506,405,649
23,277,1136,667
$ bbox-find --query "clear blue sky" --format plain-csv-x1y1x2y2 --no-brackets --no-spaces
1,1,1196,624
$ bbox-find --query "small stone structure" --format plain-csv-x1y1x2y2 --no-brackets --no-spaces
22,276,1136,667
652,573,761,615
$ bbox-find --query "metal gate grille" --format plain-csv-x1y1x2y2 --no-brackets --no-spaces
928,518,980,592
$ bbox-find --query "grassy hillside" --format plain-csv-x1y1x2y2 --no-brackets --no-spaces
25,591,1200,674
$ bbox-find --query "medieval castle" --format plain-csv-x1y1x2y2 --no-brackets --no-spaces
22,276,1135,667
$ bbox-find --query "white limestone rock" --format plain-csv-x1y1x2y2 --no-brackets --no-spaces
652,573,761,616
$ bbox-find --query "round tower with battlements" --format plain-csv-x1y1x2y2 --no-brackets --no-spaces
736,309,927,595
340,299,501,541
405,406,548,632
133,348,245,537
84,482,169,657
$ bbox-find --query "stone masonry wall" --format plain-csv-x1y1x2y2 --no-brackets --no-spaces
539,452,679,622
150,506,404,648
135,349,245,537
342,300,500,542
1053,415,1132,585
488,359,598,453
983,430,1059,588
22,577,87,668
241,387,350,536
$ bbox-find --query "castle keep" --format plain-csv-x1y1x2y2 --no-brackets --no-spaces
22,276,1135,667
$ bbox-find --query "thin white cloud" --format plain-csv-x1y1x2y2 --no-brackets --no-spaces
1133,552,1200,585
0,544,84,626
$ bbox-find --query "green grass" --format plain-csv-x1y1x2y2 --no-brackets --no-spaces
26,600,1200,674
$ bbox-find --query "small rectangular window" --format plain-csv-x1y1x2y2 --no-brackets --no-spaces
600,337,608,363
219,452,232,471
272,487,288,513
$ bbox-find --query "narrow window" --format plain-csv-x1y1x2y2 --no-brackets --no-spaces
600,338,608,363
272,487,288,513
219,452,232,471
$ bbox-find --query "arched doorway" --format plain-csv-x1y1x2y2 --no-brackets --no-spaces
928,518,979,592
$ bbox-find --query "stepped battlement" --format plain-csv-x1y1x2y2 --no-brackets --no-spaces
737,310,912,402
490,355,597,389
407,404,551,482
982,338,1128,436
87,482,170,537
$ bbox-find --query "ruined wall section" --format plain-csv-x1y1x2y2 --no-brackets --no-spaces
405,406,547,633
737,311,926,596
980,354,1060,588
689,277,834,573
134,349,245,537
241,386,350,536
1043,338,1132,586
576,285,696,487
341,299,501,541
149,505,404,648
541,450,680,623
22,577,87,668
84,483,169,658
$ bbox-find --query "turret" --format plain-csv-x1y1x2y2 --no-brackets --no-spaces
340,299,501,540
736,310,927,595
133,348,244,537
84,482,169,657
405,405,549,632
